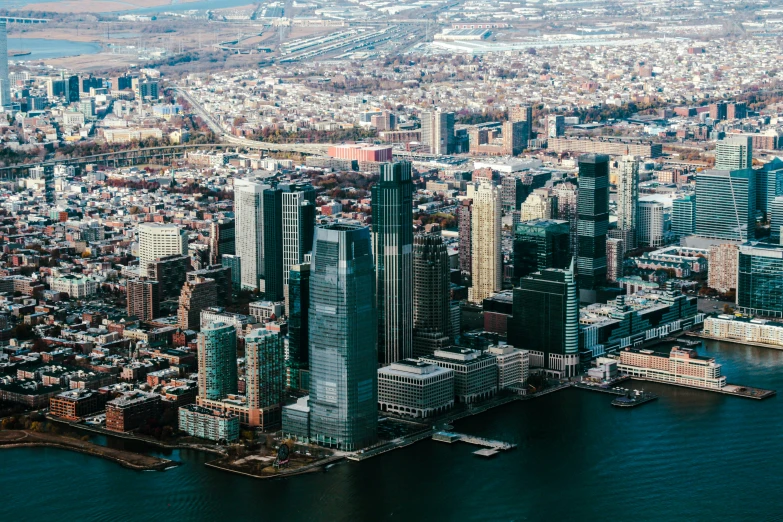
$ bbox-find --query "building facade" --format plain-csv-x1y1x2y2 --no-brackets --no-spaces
372,161,414,365
197,321,238,401
377,359,455,418
420,347,498,404
737,243,783,317
468,179,502,303
616,156,639,248
412,234,451,357
138,223,188,278
695,169,755,242
577,153,610,293
234,179,267,290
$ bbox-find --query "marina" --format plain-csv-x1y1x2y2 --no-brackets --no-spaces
611,391,659,408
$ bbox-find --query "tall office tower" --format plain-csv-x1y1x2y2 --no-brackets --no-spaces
715,136,752,171
616,156,639,248
308,224,378,450
520,188,557,222
138,223,188,277
412,234,451,357
178,276,217,331
420,110,455,155
188,265,232,306
606,238,624,283
458,199,473,279
0,22,9,108
287,263,311,390
234,179,266,290
372,161,414,365
513,219,570,282
468,179,502,304
637,200,665,247
501,176,525,212
737,243,783,317
221,254,242,290
126,278,160,321
771,196,783,243
576,154,610,294
554,181,578,256
197,322,238,401
263,183,316,302
147,254,189,300
695,169,755,241
245,328,285,427
708,243,739,292
502,120,527,155
209,218,235,265
282,184,316,286
672,195,696,237
509,105,534,140
727,102,747,120
509,261,580,377
547,114,565,138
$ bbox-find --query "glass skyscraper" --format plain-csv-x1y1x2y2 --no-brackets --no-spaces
234,179,267,290
671,195,696,237
577,153,610,293
0,22,9,108
197,322,238,401
245,329,285,428
372,161,414,365
308,223,378,450
287,263,310,391
513,219,570,283
509,260,579,376
695,169,755,242
412,233,451,357
737,243,783,318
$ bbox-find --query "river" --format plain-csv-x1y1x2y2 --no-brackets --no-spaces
7,38,102,60
3,339,782,521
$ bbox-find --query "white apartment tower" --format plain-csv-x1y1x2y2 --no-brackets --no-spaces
468,179,502,304
616,155,639,248
637,200,665,247
234,179,266,290
138,223,188,277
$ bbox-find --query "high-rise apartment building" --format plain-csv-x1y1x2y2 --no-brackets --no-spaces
763,159,783,218
245,329,285,428
520,188,557,222
209,218,235,265
606,238,624,283
737,243,783,317
178,276,217,331
727,102,747,121
412,234,451,357
577,153,610,293
234,179,267,290
221,255,242,290
715,136,752,170
509,261,580,377
616,156,639,248
287,263,310,391
695,169,755,242
547,115,565,138
554,181,578,256
502,120,528,155
637,200,665,247
468,180,502,304
0,22,10,108
138,223,188,277
708,243,739,293
512,219,570,282
458,199,473,278
262,183,316,302
420,110,455,155
188,265,232,307
147,254,189,300
126,278,160,321
372,161,414,365
197,322,238,401
672,195,696,237
509,105,533,140
308,224,378,450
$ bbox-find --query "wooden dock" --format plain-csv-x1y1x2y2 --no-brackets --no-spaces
432,431,516,457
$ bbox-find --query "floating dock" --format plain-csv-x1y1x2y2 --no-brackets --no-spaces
432,431,516,457
611,392,658,408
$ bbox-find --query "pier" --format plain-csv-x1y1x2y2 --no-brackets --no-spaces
433,431,516,457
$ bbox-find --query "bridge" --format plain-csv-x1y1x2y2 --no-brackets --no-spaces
0,17,49,24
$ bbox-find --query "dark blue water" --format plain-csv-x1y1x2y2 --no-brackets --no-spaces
3,339,782,521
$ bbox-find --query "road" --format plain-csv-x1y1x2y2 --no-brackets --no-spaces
697,297,736,314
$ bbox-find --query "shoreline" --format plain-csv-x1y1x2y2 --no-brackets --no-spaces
0,431,175,471
687,332,783,351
